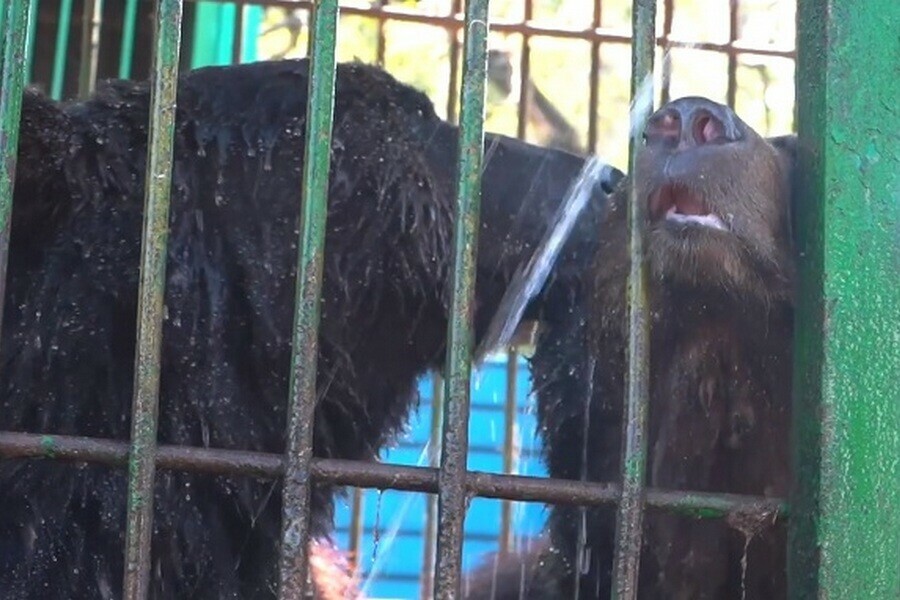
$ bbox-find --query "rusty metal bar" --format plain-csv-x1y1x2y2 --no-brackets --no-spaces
0,0,34,341
420,373,444,600
121,1,184,598
433,0,490,594
498,348,519,555
276,0,339,595
515,0,533,140
0,431,787,518
347,488,365,577
587,0,602,152
77,0,104,97
726,0,739,107
208,0,793,58
374,0,386,66
659,0,673,105
445,0,462,123
611,0,656,598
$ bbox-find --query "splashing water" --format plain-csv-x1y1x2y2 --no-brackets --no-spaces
359,444,433,597
629,70,656,142
573,357,596,599
475,157,619,362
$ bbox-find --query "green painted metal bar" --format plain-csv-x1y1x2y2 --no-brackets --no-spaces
121,1,184,598
0,0,34,341
24,0,38,83
276,0,339,596
50,0,74,100
118,0,140,79
790,1,900,598
611,0,656,597
433,0,491,596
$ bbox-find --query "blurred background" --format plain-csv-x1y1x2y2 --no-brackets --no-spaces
23,1,796,597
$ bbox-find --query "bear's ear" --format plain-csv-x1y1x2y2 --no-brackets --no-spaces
11,89,72,241
766,134,801,247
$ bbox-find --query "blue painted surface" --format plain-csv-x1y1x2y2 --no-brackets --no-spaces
332,356,549,599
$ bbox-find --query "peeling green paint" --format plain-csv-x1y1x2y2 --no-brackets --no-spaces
790,1,900,598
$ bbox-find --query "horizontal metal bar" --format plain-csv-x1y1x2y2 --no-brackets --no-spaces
187,0,794,58
0,431,787,518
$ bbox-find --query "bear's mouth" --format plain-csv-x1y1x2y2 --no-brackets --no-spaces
649,183,727,231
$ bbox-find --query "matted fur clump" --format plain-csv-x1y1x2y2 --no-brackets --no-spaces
0,58,617,598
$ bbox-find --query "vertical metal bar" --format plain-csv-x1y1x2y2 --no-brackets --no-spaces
277,0,339,596
726,0,739,108
433,0,490,596
24,0,38,83
347,488,364,576
374,0,386,66
121,1,184,598
515,0,532,140
231,1,245,65
421,373,444,600
119,0,140,78
51,0,74,100
611,0,655,598
498,348,518,555
587,0,602,152
77,0,103,97
659,0,673,105
790,0,900,598
0,0,34,340
446,0,463,123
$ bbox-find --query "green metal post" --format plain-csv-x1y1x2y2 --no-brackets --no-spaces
433,0,490,597
24,0,38,82
121,1,184,598
790,1,900,598
50,0,74,100
0,0,34,339
611,0,655,597
118,0,139,79
277,0,339,596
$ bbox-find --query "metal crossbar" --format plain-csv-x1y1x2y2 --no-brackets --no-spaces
1,1,898,599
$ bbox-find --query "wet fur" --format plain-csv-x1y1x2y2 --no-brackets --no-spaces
0,59,611,598
467,101,799,598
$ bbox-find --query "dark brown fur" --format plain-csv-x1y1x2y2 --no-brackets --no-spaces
468,98,799,598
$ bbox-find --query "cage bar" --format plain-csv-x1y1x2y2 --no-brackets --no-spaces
77,0,104,97
0,430,787,517
121,2,184,598
498,348,519,554
50,0,74,100
790,0,900,597
0,0,33,334
611,0,656,598
433,0,490,596
24,0,38,82
515,0,532,140
119,0,140,78
276,0,340,596
421,373,444,599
